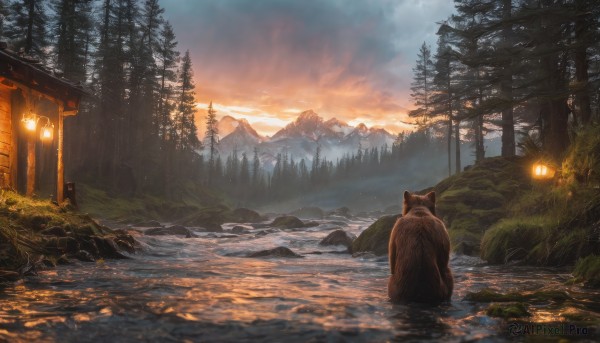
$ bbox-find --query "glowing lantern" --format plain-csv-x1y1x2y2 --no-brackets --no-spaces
532,161,555,180
22,112,38,131
40,122,54,141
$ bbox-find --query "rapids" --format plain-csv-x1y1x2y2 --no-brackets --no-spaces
1,216,598,342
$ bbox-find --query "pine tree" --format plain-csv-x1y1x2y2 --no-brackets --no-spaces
5,0,49,60
52,0,94,81
409,42,436,128
155,21,179,140
205,101,219,181
175,50,200,152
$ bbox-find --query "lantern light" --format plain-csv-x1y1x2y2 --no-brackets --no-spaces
40,124,54,141
532,161,555,180
22,111,38,131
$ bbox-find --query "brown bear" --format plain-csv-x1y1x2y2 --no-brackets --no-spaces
387,191,453,304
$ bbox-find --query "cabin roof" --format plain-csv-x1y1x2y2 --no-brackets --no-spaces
0,42,91,112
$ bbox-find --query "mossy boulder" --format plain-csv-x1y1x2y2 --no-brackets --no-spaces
573,255,600,288
177,204,229,231
319,229,355,249
486,302,530,319
270,216,306,229
432,157,529,256
351,214,400,256
230,208,264,223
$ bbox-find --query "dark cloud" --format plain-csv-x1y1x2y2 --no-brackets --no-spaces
162,0,455,133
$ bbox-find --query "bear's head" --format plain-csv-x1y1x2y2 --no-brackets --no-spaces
403,191,436,216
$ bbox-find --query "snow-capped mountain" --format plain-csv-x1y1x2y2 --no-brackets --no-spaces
216,110,395,166
217,116,263,155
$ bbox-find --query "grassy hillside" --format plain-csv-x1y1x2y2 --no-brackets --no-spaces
428,124,600,287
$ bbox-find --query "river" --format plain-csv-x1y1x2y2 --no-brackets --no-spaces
1,216,598,342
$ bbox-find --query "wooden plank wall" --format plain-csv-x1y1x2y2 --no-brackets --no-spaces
0,86,11,187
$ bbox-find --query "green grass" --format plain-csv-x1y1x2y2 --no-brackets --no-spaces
573,255,600,288
480,216,555,264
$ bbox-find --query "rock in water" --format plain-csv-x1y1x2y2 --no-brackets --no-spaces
319,229,355,249
144,225,197,238
328,207,352,218
290,207,324,219
270,216,305,229
247,246,303,258
230,208,263,223
231,225,253,234
351,214,401,256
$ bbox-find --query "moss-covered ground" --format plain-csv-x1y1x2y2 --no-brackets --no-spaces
0,191,135,282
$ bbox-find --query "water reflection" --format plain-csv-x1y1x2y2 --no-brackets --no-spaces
0,217,598,342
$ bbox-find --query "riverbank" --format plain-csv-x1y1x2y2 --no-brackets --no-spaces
0,191,135,283
352,126,600,288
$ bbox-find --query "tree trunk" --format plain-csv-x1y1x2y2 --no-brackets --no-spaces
25,0,35,54
500,0,515,157
26,137,35,196
455,119,461,173
447,116,452,176
574,0,591,125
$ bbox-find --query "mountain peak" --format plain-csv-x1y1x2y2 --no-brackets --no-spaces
296,109,321,123
356,123,368,132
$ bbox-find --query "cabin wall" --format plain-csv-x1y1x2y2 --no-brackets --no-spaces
0,86,12,187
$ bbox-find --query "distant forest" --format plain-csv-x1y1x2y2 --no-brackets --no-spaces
1,0,599,209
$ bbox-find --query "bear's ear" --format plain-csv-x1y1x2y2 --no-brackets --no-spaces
403,190,411,202
426,191,436,204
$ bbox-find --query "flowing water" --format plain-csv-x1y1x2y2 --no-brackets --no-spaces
1,216,599,342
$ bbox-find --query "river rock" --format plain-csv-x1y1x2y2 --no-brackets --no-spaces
92,236,128,259
319,229,356,249
145,225,197,238
230,208,264,223
231,225,253,234
351,214,401,256
44,236,80,254
290,207,324,219
74,250,95,262
134,220,162,227
327,207,352,218
247,246,303,258
270,216,306,229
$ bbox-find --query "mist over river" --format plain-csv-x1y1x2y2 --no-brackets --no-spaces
1,216,598,342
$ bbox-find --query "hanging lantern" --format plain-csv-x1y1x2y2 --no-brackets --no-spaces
40,121,54,141
532,161,555,180
22,112,38,131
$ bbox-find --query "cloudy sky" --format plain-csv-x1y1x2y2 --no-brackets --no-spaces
162,0,455,136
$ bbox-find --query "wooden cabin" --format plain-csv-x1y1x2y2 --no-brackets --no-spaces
0,43,89,202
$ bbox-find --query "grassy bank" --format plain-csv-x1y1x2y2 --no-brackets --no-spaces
435,125,599,285
0,191,135,282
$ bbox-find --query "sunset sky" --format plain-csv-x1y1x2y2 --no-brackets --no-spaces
162,0,455,136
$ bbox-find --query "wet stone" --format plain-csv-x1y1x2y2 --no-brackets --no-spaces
247,246,303,258
319,229,355,249
231,225,253,234
145,226,197,238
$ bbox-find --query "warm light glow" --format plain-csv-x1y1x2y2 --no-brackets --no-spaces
532,162,554,180
24,117,37,131
40,125,53,141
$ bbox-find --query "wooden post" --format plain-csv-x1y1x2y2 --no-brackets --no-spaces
26,134,35,196
57,103,64,203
